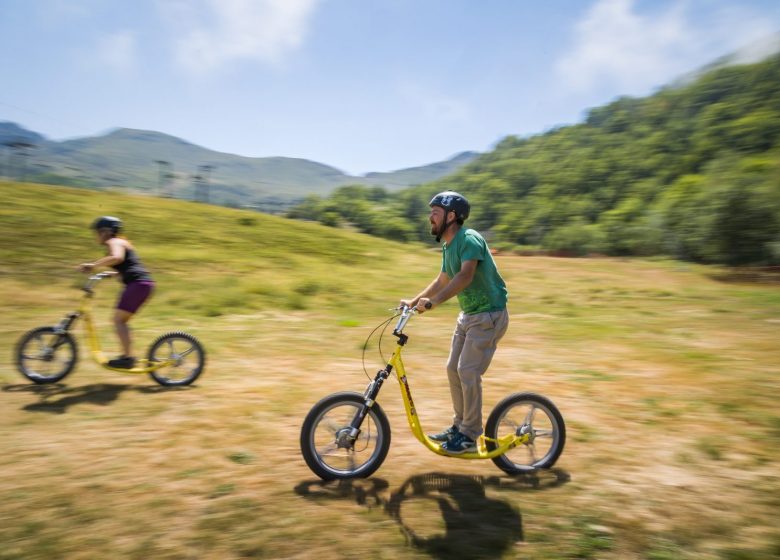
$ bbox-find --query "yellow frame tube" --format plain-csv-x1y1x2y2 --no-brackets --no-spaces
78,294,172,374
388,343,529,460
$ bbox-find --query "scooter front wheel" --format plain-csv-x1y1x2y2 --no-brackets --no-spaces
15,326,78,384
300,392,391,481
147,331,205,386
485,392,566,475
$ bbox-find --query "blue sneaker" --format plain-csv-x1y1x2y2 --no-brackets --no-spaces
441,432,477,454
429,425,459,442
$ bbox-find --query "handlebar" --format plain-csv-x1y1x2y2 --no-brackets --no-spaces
393,304,418,335
82,271,117,293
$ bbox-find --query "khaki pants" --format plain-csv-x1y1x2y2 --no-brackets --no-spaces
446,308,509,440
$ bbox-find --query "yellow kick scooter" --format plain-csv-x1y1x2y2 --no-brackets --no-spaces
15,272,205,386
300,305,565,479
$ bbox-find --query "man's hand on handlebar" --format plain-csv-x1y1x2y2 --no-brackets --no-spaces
399,298,434,314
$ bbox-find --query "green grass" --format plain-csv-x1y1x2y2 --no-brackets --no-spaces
1,181,779,559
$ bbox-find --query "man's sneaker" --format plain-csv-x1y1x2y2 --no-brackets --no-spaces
428,425,459,442
107,355,136,369
441,432,477,454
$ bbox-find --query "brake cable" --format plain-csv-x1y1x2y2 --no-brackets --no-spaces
361,311,400,380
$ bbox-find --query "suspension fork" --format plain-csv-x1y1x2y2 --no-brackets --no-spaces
32,312,79,359
347,365,393,437
54,290,93,337
344,316,409,440
53,312,80,336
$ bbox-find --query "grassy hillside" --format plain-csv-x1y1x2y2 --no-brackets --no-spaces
1,182,779,559
0,180,436,314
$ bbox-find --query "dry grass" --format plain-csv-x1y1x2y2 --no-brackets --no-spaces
1,182,779,559
1,256,778,559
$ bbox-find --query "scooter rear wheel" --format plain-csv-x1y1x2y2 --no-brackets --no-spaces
485,392,565,474
147,331,205,386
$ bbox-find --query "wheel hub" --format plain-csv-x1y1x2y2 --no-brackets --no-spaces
334,428,355,449
517,424,535,443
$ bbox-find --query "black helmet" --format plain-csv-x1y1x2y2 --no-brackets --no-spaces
92,216,122,233
429,191,470,222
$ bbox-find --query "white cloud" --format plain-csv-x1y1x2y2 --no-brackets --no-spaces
96,31,137,73
158,0,320,73
556,0,780,95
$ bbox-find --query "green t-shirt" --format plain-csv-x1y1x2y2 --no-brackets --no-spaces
441,227,508,314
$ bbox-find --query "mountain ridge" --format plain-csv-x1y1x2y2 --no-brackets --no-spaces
0,122,478,208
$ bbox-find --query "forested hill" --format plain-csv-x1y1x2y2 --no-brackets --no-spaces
290,53,780,266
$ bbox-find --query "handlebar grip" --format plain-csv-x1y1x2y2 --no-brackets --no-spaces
424,301,432,310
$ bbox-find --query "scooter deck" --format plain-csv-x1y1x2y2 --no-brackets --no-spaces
99,359,167,375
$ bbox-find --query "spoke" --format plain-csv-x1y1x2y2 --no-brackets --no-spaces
534,429,554,438
523,405,537,427
323,417,343,434
316,443,340,457
347,450,356,471
178,345,197,358
527,443,538,464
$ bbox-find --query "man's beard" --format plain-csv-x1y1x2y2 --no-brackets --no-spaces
431,217,448,242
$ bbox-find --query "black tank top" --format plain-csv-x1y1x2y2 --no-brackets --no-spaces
112,246,152,285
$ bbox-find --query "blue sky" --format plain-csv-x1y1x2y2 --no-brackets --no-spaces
1,0,779,175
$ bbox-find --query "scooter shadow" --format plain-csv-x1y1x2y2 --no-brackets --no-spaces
3,382,191,414
295,469,570,559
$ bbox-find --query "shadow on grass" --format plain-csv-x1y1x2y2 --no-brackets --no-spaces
295,469,569,559
2,382,191,414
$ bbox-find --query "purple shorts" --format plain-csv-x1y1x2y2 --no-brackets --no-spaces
117,281,155,314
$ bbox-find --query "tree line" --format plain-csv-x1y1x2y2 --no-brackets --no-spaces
289,54,780,266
